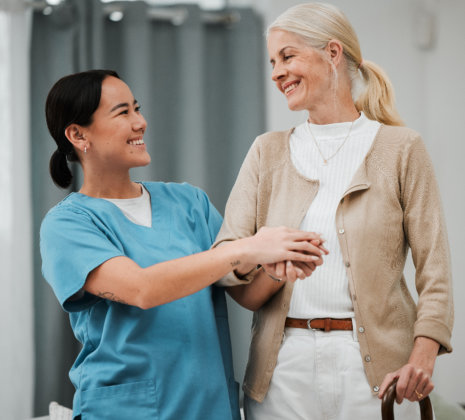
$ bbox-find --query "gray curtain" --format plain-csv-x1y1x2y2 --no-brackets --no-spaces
30,0,265,416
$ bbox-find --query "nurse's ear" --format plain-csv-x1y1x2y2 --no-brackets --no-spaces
65,124,88,155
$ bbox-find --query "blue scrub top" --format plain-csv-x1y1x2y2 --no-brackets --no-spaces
40,182,240,420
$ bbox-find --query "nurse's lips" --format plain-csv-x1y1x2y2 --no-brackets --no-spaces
127,137,144,145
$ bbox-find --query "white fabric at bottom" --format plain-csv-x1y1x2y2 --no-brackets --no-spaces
244,328,427,420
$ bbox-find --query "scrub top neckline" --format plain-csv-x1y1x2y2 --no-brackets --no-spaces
73,182,156,229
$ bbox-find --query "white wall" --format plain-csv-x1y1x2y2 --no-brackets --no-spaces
0,8,34,419
227,0,465,406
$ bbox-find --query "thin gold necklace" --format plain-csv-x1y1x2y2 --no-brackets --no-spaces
306,120,355,165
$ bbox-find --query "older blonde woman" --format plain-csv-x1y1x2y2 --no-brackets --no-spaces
214,3,453,419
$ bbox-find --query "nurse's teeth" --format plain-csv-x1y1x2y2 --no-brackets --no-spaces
128,139,144,145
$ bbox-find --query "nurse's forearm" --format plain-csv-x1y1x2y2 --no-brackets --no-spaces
84,226,319,308
85,240,254,308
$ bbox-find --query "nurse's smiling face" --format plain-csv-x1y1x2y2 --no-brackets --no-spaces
82,76,151,171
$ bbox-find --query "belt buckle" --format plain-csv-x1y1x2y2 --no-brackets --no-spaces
306,318,318,331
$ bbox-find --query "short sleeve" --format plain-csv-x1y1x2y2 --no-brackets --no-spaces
40,207,125,312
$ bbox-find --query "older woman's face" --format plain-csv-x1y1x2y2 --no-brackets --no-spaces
267,29,332,112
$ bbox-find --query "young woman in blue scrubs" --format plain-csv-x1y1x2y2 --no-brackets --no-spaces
40,70,324,420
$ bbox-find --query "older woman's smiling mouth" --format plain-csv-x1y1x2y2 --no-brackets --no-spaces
283,81,300,95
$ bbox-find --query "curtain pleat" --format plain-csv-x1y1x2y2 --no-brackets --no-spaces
30,0,264,415
175,8,208,188
204,8,266,208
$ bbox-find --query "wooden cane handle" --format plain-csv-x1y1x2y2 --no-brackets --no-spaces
381,380,433,420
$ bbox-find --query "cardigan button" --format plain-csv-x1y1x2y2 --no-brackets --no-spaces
373,386,380,392
338,228,345,234
365,355,371,362
358,326,365,333
345,262,350,267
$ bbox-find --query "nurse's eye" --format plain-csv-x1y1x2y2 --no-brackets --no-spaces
119,109,129,115
135,105,142,113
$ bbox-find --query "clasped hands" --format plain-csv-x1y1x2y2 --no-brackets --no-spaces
261,231,329,283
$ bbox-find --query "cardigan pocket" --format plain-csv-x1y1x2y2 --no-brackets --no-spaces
80,379,158,419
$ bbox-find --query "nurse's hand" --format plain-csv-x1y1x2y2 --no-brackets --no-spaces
250,227,325,265
235,227,324,278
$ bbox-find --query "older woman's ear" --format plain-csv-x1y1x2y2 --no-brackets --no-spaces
326,39,344,66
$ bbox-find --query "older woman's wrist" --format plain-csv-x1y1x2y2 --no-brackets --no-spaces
234,263,260,279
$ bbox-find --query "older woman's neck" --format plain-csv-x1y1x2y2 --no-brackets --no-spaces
308,101,360,125
307,69,359,125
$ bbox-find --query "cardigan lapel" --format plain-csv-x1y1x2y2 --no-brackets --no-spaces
340,124,388,199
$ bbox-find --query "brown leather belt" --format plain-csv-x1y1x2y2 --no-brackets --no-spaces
285,317,353,332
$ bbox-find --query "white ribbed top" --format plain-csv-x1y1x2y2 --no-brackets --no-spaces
288,113,380,319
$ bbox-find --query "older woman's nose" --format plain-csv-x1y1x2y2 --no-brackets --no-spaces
271,62,286,82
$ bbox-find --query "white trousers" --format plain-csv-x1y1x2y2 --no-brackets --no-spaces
244,327,428,420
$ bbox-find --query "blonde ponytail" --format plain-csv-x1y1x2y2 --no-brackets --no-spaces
268,3,404,126
356,60,403,126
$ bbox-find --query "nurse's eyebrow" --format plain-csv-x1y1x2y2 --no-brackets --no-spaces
110,99,138,113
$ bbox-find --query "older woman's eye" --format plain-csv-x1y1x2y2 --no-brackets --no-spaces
284,55,294,61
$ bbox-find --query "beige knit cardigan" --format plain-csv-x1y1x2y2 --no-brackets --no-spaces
213,124,454,402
